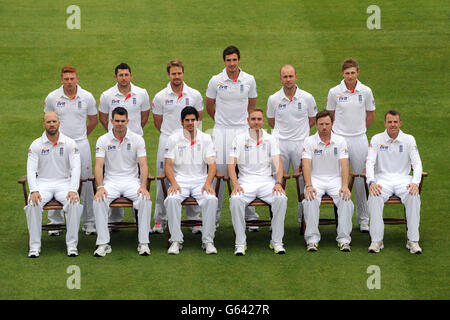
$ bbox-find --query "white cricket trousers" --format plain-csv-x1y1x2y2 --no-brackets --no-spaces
153,133,200,223
367,176,421,242
93,179,152,245
213,125,259,224
229,178,287,246
337,133,369,225
302,176,354,245
164,182,218,245
48,138,94,227
279,139,304,222
24,179,82,250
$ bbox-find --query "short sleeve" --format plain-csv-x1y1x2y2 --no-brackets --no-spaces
306,94,318,117
266,95,275,118
136,136,147,158
152,95,163,115
95,137,105,158
164,136,175,159
326,89,336,111
140,89,151,112
248,76,257,99
205,77,217,99
365,88,376,111
302,139,312,159
87,93,98,116
98,92,109,114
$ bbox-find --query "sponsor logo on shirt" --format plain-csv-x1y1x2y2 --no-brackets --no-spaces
337,95,349,102
40,148,50,155
278,103,286,110
56,101,66,108
379,145,388,151
111,99,121,105
218,83,228,91
313,148,322,155
244,144,251,151
107,144,117,152
165,99,174,105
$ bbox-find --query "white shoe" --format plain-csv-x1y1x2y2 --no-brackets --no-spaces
406,241,422,254
94,244,112,257
82,225,96,235
168,241,182,255
28,248,40,258
152,221,165,234
67,247,79,257
48,230,61,236
359,224,370,233
338,242,351,252
269,241,286,254
203,242,217,254
234,245,246,256
368,241,384,253
248,226,259,232
137,243,151,256
191,226,202,234
306,243,318,252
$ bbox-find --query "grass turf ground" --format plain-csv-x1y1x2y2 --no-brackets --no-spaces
0,0,449,300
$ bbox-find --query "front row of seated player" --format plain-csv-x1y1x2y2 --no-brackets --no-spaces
24,107,424,257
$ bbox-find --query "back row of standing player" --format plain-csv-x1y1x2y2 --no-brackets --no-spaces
43,45,375,237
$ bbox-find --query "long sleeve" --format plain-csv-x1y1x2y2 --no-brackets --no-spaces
27,142,40,193
68,142,81,192
409,137,423,185
365,137,378,184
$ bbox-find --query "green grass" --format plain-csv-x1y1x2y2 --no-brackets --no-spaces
1,0,449,300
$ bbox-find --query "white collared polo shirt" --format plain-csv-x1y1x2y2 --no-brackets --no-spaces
302,132,349,179
366,129,422,185
27,131,81,193
164,129,215,185
95,129,147,182
267,86,317,141
326,79,375,136
229,129,280,182
44,85,97,141
206,68,257,127
99,83,150,136
152,82,204,136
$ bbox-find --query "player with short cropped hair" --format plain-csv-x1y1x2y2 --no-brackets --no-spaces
326,58,375,233
44,65,97,236
366,110,423,254
25,112,83,258
151,59,204,234
267,64,317,224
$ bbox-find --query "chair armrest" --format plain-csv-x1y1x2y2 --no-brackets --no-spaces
157,173,166,180
18,175,27,185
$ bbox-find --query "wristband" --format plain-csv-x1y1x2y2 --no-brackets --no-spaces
305,185,313,188
368,181,375,187
275,181,282,185
97,185,104,190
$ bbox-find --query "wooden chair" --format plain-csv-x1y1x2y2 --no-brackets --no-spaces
293,167,358,237
359,171,428,226
89,173,155,232
157,172,224,248
224,167,291,233
18,175,86,233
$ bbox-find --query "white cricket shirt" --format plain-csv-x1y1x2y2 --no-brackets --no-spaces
98,83,150,136
206,68,257,127
27,131,81,193
366,129,423,185
152,82,204,136
95,129,147,182
267,86,317,141
302,132,349,179
44,85,97,141
164,129,216,185
326,79,375,136
229,129,280,182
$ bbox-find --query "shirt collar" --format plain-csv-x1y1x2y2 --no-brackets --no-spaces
245,128,267,144
382,129,405,143
314,131,336,146
42,130,65,146
58,84,81,100
339,79,362,93
113,82,135,97
108,128,131,142
280,85,301,101
221,68,244,82
166,82,188,96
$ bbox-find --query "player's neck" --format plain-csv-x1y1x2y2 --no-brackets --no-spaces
113,128,127,141
227,68,240,81
171,82,184,96
344,79,357,91
319,133,331,145
249,128,261,141
283,86,297,100
118,84,131,96
183,128,196,141
63,85,77,99
46,131,60,144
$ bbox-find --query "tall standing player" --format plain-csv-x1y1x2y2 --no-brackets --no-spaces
44,66,97,235
206,45,259,227
326,58,375,232
98,63,151,224
267,64,317,224
151,60,204,233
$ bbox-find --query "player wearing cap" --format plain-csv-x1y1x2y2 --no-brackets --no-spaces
152,59,204,234
366,110,423,254
326,58,375,233
98,63,151,225
302,110,354,252
25,112,82,258
44,65,97,236
267,64,317,224
228,108,287,256
206,45,259,227
93,107,152,257
164,107,218,255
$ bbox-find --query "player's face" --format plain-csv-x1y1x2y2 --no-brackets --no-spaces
115,69,133,87
248,111,265,131
316,116,333,136
181,114,197,134
342,67,359,85
43,113,60,136
280,67,298,90
61,72,79,90
384,114,402,138
224,53,240,74
111,114,129,134
168,66,184,87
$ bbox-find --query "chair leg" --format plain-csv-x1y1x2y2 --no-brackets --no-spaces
165,228,170,248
